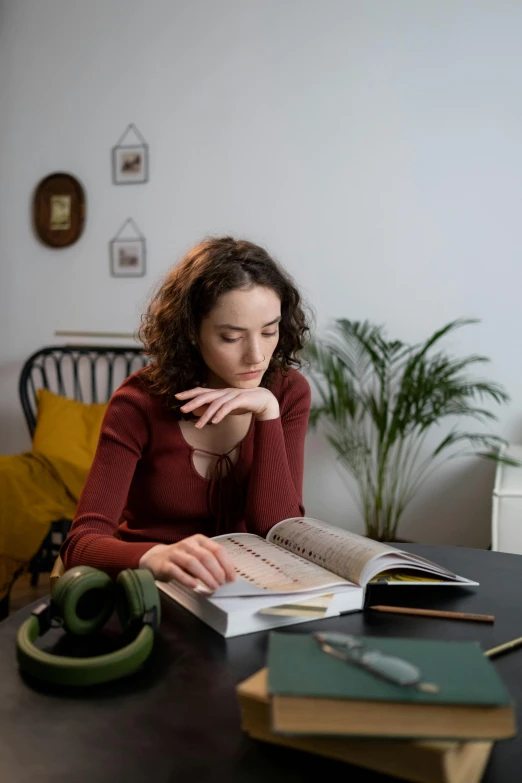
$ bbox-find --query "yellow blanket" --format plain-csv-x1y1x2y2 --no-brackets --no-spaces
0,451,87,602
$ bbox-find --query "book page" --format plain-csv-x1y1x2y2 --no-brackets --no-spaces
267,517,403,585
213,533,355,595
267,518,475,587
362,554,477,586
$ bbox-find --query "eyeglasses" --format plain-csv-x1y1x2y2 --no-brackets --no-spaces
314,632,439,694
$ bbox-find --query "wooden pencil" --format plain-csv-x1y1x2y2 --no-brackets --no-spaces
486,635,522,658
369,605,495,623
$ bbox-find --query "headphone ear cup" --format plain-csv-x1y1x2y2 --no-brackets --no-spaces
116,569,161,632
51,566,115,636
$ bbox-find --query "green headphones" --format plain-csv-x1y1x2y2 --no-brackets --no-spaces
16,566,161,687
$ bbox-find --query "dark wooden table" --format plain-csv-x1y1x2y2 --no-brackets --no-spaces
0,544,521,782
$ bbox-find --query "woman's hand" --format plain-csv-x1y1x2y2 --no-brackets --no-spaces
175,386,280,428
138,534,236,591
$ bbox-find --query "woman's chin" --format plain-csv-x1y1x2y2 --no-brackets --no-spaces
235,374,263,387
209,370,264,389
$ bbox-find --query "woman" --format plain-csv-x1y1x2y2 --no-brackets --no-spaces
61,236,312,592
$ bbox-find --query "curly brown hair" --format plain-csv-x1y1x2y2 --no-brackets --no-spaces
138,236,312,417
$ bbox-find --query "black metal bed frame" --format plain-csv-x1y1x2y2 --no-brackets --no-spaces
17,344,148,588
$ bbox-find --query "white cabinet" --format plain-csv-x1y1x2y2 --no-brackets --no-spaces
492,445,522,553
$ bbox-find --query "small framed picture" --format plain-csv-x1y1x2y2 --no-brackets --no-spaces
111,124,149,185
110,237,146,277
112,144,148,184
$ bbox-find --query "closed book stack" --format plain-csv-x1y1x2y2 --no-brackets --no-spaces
235,632,517,782
267,633,516,741
237,669,494,783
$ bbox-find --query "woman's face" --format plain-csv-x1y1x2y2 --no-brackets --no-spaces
198,285,281,389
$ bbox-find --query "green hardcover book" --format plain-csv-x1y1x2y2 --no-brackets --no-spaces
267,633,516,740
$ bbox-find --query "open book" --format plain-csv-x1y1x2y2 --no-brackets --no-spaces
156,517,477,637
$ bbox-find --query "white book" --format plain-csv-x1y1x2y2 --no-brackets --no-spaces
157,517,478,638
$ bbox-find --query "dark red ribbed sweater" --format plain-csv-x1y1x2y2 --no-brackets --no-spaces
61,367,311,576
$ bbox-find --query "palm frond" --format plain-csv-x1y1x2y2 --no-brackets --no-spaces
307,317,514,540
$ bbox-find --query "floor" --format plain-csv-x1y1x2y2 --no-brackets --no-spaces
9,571,51,615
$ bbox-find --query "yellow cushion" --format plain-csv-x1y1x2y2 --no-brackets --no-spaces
32,389,107,473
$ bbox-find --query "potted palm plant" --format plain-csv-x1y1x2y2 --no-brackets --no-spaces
305,318,514,542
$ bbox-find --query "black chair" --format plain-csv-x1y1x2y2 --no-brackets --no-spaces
18,344,149,587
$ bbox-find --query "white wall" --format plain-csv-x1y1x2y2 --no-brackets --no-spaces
1,0,522,547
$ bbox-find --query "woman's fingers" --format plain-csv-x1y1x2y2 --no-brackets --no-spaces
140,537,237,590
183,541,228,585
193,391,238,428
209,394,249,424
178,390,226,410
175,387,209,399
170,550,222,591
161,562,198,588
177,387,266,426
198,537,237,581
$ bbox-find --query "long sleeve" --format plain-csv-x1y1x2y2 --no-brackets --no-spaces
244,370,311,536
60,379,156,575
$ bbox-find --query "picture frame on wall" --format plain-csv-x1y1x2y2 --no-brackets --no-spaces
32,172,86,248
109,218,146,277
111,124,149,185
